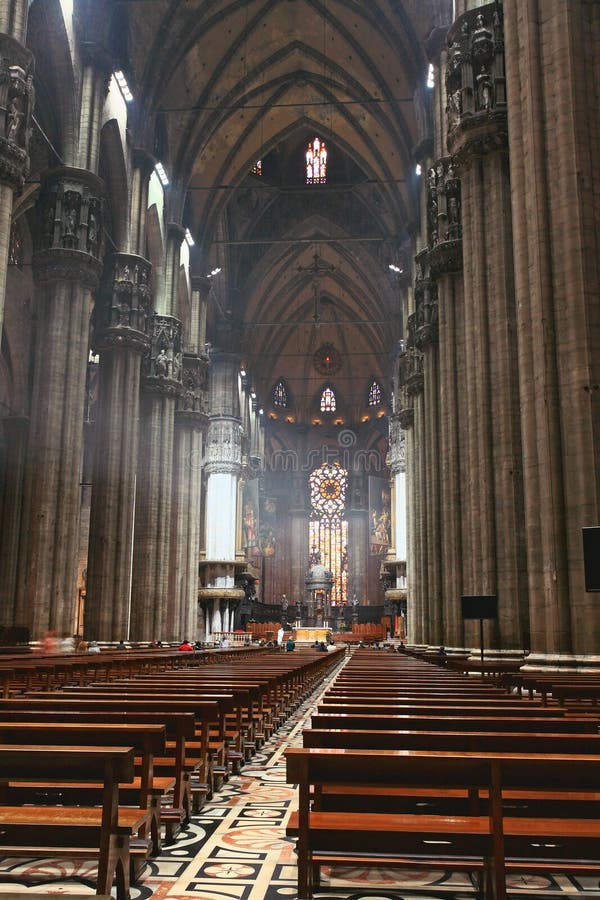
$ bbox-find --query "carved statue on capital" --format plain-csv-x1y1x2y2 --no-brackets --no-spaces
94,254,152,355
445,4,506,152
176,353,209,429
426,156,463,277
388,415,406,475
205,418,243,474
0,41,34,190
142,314,184,397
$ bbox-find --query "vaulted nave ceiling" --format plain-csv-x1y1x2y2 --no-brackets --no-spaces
124,0,452,426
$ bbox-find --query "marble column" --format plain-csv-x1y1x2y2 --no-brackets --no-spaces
129,314,182,640
446,4,527,651
0,37,34,339
288,475,310,605
504,0,600,657
427,156,465,648
171,353,208,641
16,168,104,637
0,415,28,626
85,254,152,639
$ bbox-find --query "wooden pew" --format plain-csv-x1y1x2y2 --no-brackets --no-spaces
0,696,224,827
0,721,167,865
285,747,600,900
0,744,146,899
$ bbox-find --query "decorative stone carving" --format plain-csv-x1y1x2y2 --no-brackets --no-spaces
0,37,34,190
205,417,243,475
414,249,438,348
33,168,105,287
388,414,406,475
142,314,183,398
176,352,210,430
426,156,463,277
445,2,507,158
95,254,152,355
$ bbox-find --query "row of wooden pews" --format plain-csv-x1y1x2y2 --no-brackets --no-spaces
285,650,600,899
0,645,344,898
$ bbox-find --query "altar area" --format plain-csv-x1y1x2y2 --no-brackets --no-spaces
294,627,330,644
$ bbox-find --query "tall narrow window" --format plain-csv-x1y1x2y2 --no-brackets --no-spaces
368,380,383,407
273,379,288,408
252,160,262,176
320,386,336,412
306,136,327,184
309,462,348,605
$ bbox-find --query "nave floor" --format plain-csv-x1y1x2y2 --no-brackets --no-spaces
0,668,598,900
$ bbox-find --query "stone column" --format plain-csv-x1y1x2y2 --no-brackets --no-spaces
446,4,527,651
288,475,310,605
388,415,407,568
504,0,600,658
427,154,465,648
414,251,442,645
171,353,208,641
0,415,28,626
0,38,34,339
129,315,182,641
85,254,152,639
16,168,104,637
397,355,415,641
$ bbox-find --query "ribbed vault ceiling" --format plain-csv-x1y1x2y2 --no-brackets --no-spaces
125,0,451,426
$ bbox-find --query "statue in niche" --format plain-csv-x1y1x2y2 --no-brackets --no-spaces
477,65,493,111
87,209,98,250
118,300,131,326
63,204,78,238
6,96,23,144
183,388,195,411
155,347,169,377
172,351,182,381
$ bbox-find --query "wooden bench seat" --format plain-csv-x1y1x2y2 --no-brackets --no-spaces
0,744,146,900
286,747,600,900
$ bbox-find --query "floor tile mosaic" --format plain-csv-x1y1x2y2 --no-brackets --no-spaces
0,664,598,898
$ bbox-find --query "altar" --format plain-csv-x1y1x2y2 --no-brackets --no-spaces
294,627,330,644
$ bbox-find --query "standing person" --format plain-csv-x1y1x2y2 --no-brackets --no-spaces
285,636,295,652
277,626,284,647
178,639,194,652
87,640,101,653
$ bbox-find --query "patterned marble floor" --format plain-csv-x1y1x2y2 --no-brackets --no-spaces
0,665,599,899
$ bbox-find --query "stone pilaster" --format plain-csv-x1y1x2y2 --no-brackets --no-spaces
0,36,34,339
129,314,182,641
388,416,407,565
85,254,152,640
171,353,209,641
16,167,103,637
0,415,28,627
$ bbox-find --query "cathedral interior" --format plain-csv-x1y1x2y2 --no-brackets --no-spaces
0,0,599,664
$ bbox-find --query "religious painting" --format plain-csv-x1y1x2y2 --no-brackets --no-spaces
260,496,277,557
369,476,391,555
242,479,261,557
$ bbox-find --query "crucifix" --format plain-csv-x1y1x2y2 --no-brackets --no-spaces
297,250,335,324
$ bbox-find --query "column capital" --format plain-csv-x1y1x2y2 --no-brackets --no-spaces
33,167,105,286
142,313,184,397
425,156,463,277
0,42,35,190
445,4,508,162
205,417,242,476
176,352,209,431
94,253,152,355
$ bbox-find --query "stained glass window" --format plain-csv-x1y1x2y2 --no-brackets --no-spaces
252,160,262,176
309,463,348,604
273,379,288,407
368,380,382,406
306,136,327,184
320,386,336,412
